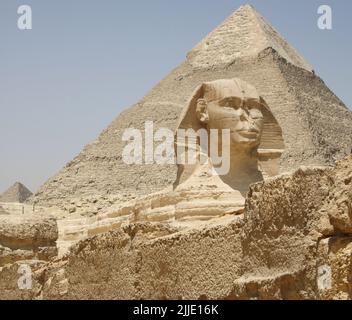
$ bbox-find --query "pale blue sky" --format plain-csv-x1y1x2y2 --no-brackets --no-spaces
0,0,351,193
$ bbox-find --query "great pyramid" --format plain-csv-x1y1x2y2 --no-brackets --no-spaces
0,182,33,203
32,4,352,209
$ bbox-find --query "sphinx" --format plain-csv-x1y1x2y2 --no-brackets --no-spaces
168,78,285,220
95,79,284,226
57,79,285,250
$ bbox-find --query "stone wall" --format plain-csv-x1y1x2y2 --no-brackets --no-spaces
2,156,351,300
0,215,58,267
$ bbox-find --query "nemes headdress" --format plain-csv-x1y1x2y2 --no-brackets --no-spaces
174,78,285,186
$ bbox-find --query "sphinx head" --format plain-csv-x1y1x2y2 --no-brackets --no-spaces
195,79,264,150
174,78,285,186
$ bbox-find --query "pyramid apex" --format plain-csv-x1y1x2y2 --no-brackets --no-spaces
234,4,262,18
238,4,256,10
188,5,313,72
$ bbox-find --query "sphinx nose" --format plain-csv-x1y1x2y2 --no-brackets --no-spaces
239,108,249,121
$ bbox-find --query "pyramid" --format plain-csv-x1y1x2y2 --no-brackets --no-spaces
0,182,33,203
33,4,352,209
188,4,313,71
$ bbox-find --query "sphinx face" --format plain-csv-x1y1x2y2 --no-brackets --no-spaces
206,98,264,147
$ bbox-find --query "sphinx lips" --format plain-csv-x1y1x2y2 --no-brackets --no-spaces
238,130,259,138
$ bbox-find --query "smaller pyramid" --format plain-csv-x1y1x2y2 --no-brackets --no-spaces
0,182,33,203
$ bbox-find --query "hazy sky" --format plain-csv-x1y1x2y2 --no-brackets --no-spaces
0,0,351,193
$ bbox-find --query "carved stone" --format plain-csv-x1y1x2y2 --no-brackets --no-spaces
55,79,285,254
171,78,284,219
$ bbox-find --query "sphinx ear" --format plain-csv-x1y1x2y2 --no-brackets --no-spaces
196,99,209,124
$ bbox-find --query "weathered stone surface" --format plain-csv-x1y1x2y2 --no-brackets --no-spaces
0,215,58,267
0,261,47,300
2,156,350,300
30,5,352,212
319,156,352,235
0,215,58,250
317,237,352,300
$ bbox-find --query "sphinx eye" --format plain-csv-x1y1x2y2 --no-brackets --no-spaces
223,103,238,110
248,108,263,119
222,104,232,110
